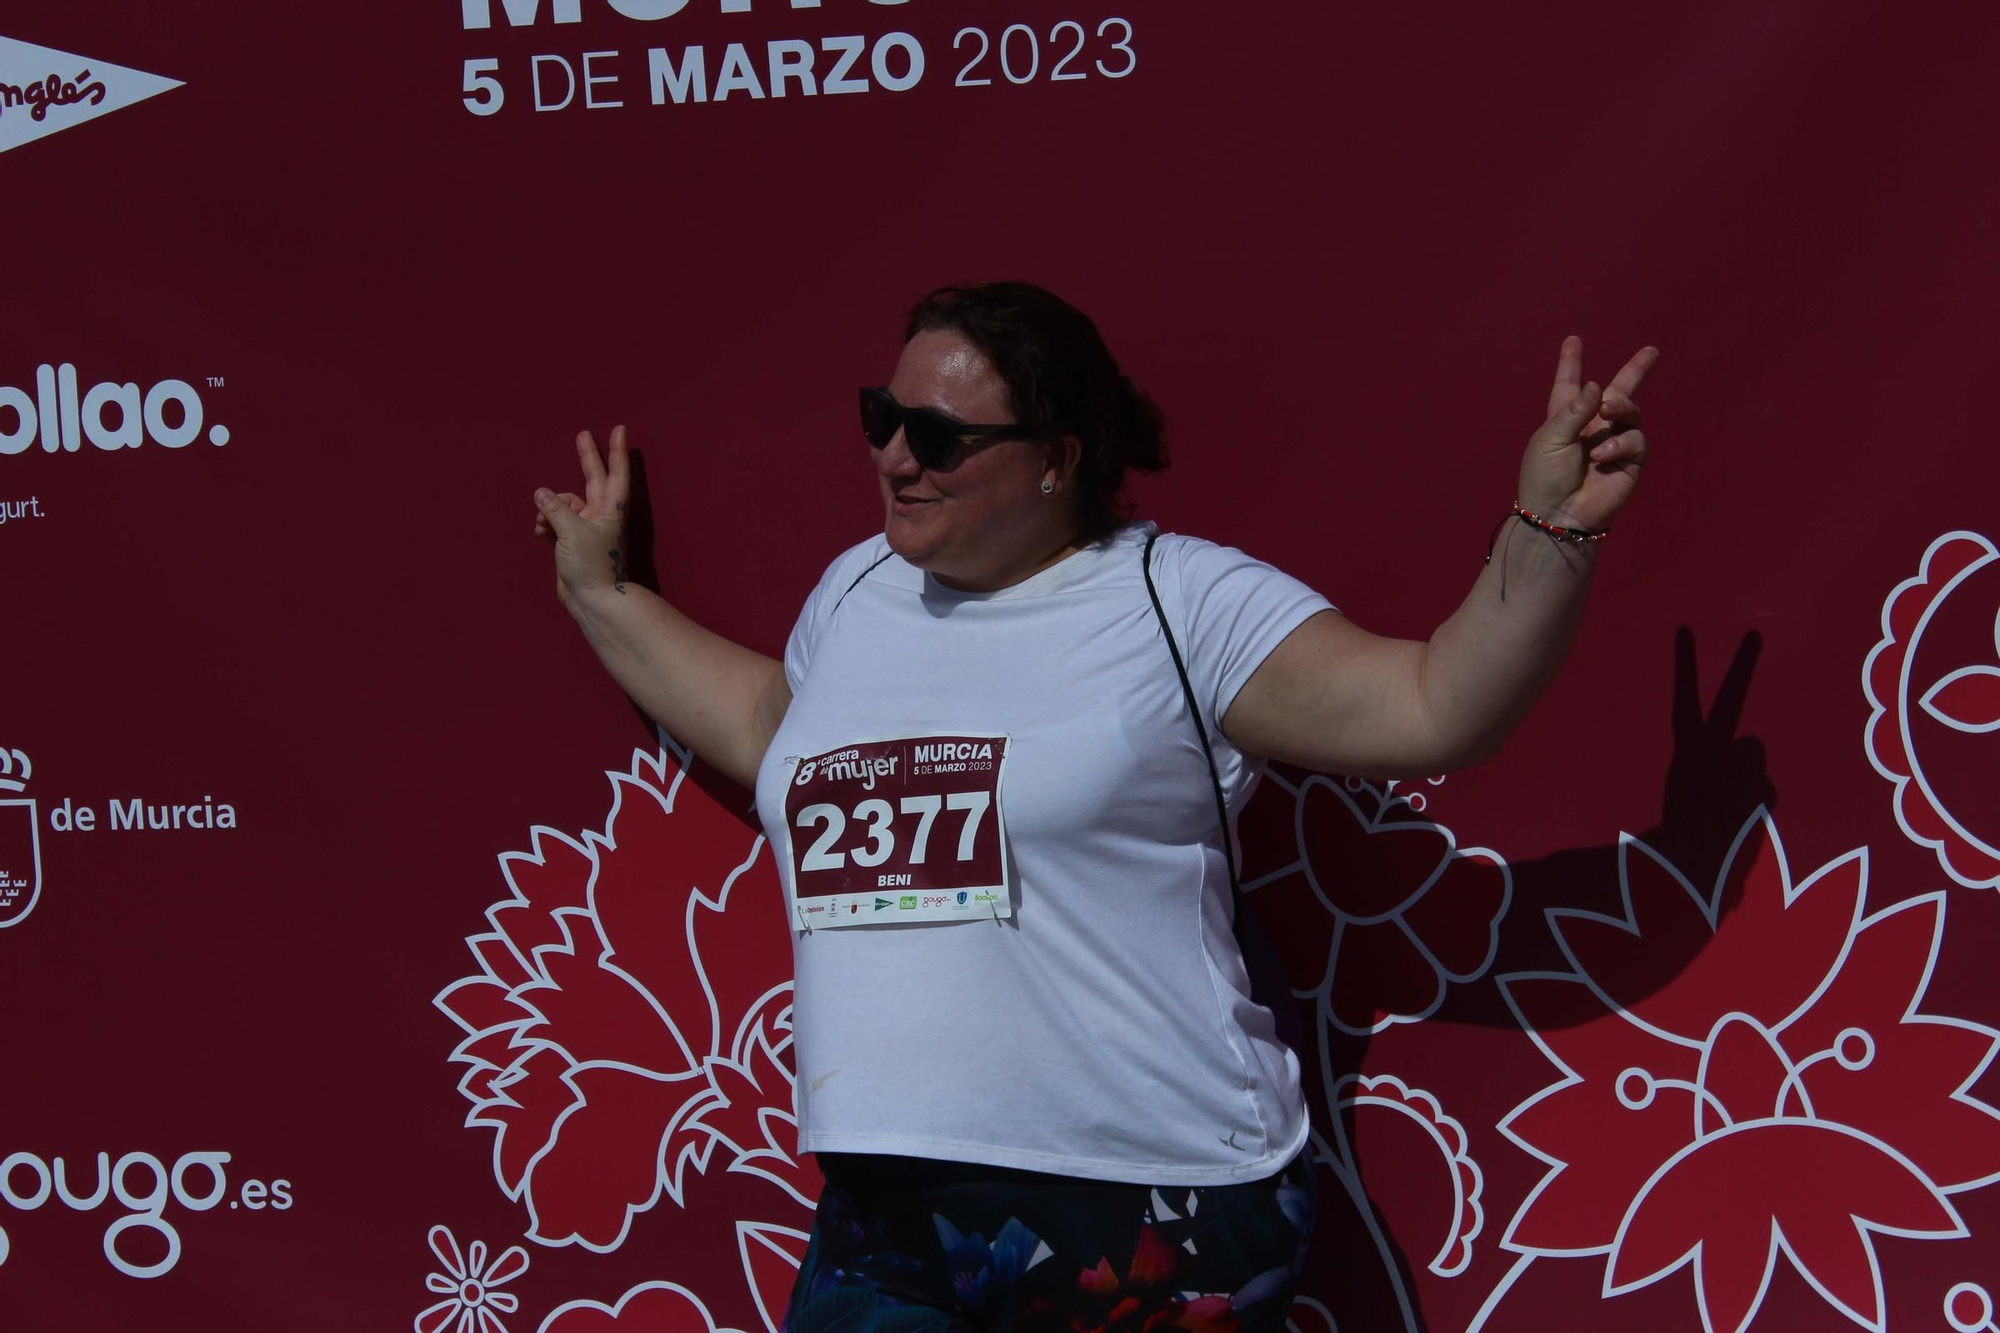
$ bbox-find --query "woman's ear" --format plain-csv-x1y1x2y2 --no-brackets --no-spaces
1052,435,1082,486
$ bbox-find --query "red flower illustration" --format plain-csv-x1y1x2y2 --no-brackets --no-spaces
1239,771,1510,1034
1864,530,2000,888
436,746,816,1333
1494,810,2000,1333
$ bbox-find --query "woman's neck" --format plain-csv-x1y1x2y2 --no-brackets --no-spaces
929,531,1085,592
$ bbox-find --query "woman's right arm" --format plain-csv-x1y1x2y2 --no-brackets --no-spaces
534,426,789,790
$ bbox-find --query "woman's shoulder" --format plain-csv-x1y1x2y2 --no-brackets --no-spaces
1136,526,1270,580
1086,523,1263,591
787,534,898,670
1137,525,1332,614
800,532,908,619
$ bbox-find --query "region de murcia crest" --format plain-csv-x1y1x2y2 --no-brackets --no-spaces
0,746,41,927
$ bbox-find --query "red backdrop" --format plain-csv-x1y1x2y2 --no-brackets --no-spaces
5,3,2000,1330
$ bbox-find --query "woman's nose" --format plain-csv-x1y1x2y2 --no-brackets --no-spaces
876,427,921,477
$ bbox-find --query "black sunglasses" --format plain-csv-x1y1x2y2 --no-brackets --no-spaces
859,386,1035,471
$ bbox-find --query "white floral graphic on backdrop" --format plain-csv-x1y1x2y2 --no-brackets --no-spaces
537,1279,749,1332
1240,771,1511,1035
1865,530,2000,888
1477,810,2000,1333
436,746,812,1333
417,1226,529,1333
1328,1074,1485,1279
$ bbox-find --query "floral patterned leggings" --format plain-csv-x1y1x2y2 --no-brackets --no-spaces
782,1149,1316,1333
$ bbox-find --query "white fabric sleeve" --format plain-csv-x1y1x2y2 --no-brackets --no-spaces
783,537,891,693
1167,536,1335,734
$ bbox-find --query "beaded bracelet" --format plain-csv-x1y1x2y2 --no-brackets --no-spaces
1484,502,1609,564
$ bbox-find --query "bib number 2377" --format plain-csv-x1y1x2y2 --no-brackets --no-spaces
783,734,1009,928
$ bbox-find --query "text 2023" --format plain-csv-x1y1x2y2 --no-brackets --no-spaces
954,18,1134,86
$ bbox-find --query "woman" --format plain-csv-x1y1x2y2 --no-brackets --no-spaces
532,283,1655,1331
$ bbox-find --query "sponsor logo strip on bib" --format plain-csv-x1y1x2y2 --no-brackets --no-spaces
783,735,1009,928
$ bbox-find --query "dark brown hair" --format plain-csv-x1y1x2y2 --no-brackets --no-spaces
904,282,1168,544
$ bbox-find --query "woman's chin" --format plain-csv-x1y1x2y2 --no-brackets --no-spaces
883,508,946,566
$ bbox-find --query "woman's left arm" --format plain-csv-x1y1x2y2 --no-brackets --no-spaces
1222,337,1658,779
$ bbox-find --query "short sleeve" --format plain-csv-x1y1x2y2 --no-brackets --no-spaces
1163,536,1335,732
784,537,893,693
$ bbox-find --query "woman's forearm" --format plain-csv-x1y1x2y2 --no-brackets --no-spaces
563,583,786,788
1414,518,1597,767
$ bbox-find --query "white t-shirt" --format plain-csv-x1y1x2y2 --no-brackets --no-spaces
753,521,1333,1184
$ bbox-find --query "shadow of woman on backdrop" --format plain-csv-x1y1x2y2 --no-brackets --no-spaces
1240,628,1776,1332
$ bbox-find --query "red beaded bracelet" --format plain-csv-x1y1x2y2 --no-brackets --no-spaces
1484,502,1609,564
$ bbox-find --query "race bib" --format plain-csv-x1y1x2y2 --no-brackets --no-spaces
782,734,1010,928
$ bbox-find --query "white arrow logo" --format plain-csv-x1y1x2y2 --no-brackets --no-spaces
0,35,182,156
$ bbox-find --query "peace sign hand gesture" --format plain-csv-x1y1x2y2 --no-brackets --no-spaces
1518,337,1660,534
533,425,632,604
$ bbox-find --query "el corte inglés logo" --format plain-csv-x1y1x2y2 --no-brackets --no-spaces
0,36,182,156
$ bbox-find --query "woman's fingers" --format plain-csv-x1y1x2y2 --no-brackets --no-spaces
1546,335,1584,418
533,486,590,536
572,427,631,509
1594,349,1656,443
1539,379,1602,447
532,490,585,534
1597,395,1642,429
605,424,631,504
1605,346,1660,405
1549,341,1657,423
576,430,608,505
1589,428,1647,467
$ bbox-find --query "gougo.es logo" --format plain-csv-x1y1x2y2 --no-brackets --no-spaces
0,1149,293,1278
0,364,231,455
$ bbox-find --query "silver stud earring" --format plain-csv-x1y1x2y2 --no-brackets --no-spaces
1040,478,1054,495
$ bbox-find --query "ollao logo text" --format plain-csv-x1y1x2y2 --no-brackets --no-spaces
0,365,230,455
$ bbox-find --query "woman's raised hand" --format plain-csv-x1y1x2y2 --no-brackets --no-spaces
1517,337,1659,534
533,426,632,603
